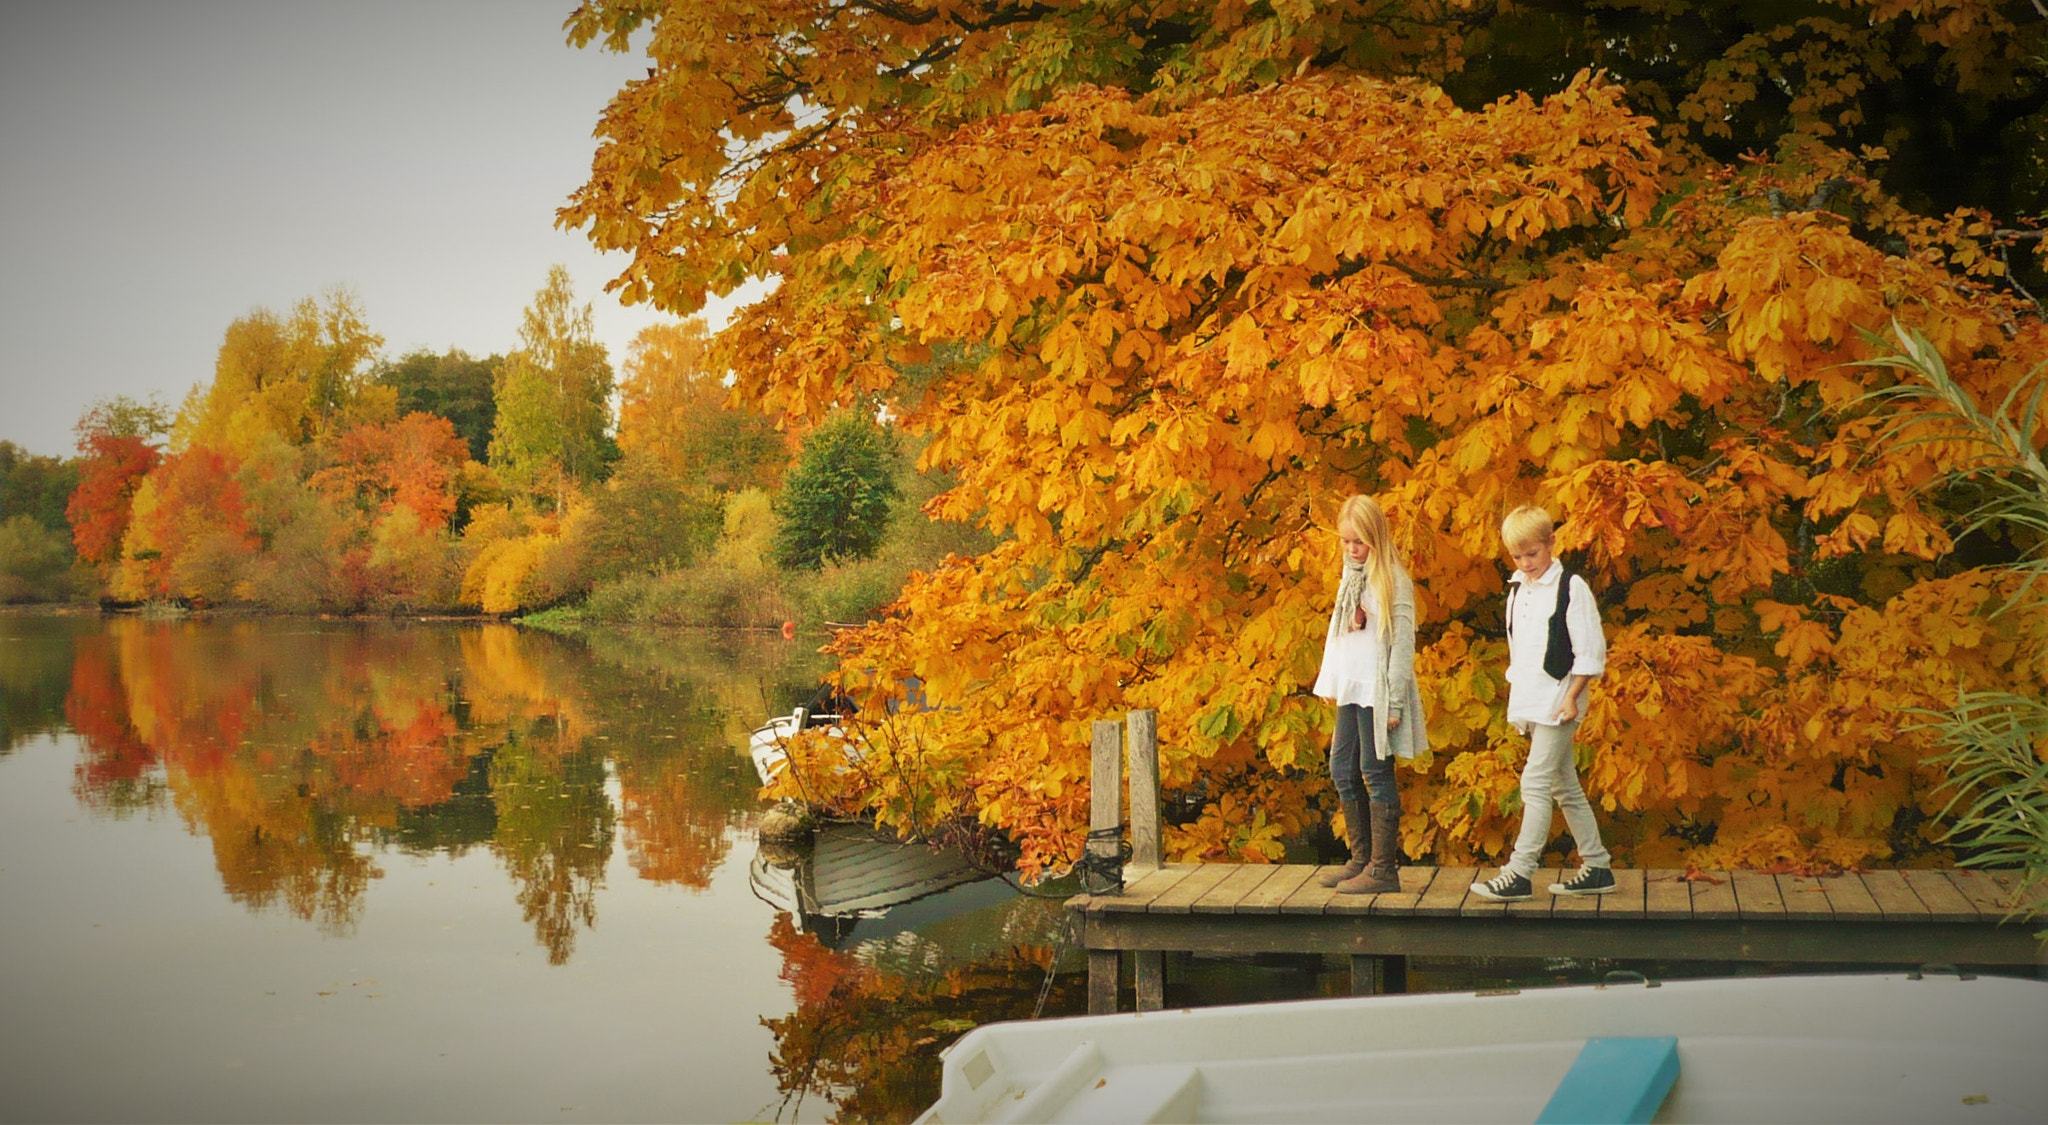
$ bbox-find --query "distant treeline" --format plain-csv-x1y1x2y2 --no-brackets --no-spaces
0,268,986,624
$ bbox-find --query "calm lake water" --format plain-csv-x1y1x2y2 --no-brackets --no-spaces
0,612,1089,1124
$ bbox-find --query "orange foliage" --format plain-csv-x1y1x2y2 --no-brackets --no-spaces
65,434,158,567
311,411,471,531
584,7,2046,878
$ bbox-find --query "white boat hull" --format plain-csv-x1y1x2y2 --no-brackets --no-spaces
919,972,2048,1124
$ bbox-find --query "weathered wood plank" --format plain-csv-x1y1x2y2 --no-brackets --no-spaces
1815,872,1883,919
1323,885,1383,916
1861,869,1931,921
1643,870,1692,921
1281,873,1340,915
1730,871,1785,917
1088,864,1193,912
1985,870,2046,917
1689,871,1739,921
1076,911,2047,965
1088,949,1120,1014
1193,863,1280,914
1948,869,2021,917
1147,863,1238,914
1599,867,1646,920
1504,871,1559,918
1237,865,1317,914
1415,866,1472,917
1778,872,1834,921
1459,868,1512,917
1370,866,1440,916
1549,869,1603,917
1133,950,1165,1011
1899,869,1982,924
1087,721,1123,896
1127,710,1161,872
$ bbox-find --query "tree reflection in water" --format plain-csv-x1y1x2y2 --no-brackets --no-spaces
762,911,1086,1123
30,614,827,960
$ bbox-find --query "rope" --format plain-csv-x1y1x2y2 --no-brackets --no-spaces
1073,824,1133,894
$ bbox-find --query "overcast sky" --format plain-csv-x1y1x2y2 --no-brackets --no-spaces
0,0,740,458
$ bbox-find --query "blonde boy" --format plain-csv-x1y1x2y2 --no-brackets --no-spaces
1472,505,1615,900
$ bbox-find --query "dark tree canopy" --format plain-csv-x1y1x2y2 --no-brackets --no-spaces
773,412,900,572
375,348,502,463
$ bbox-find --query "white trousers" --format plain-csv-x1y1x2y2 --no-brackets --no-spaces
1504,719,1611,876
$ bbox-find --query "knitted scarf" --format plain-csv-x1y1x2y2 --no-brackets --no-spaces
1332,559,1369,635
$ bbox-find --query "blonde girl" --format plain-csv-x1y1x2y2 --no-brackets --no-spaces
1310,494,1429,894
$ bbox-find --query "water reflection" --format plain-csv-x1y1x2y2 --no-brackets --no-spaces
7,613,830,961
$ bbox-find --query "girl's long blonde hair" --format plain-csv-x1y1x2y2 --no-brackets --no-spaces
1339,494,1402,644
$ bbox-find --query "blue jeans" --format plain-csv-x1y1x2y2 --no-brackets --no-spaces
1329,704,1399,806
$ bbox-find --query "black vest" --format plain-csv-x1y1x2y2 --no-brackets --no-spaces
1509,569,1577,681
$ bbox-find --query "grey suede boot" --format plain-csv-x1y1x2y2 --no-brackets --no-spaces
1317,799,1369,887
1337,799,1402,894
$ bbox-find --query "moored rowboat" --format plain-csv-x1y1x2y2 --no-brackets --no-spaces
918,971,2048,1123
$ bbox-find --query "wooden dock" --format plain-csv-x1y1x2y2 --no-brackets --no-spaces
1070,862,2044,1012
1071,712,2044,1014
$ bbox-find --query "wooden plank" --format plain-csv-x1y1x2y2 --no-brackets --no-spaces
1730,871,1785,918
1986,870,2046,918
1814,872,1882,919
1133,950,1165,1011
1643,870,1692,921
1281,873,1340,915
1778,872,1834,921
1126,710,1161,871
1086,721,1123,895
1600,867,1646,920
1370,866,1440,917
1549,868,1603,917
1460,867,1513,918
1505,871,1559,918
1948,869,2021,918
1899,869,1983,923
1415,866,1473,918
1088,864,1193,912
1147,863,1237,914
1088,949,1120,1014
1861,869,1931,921
1238,865,1318,913
1689,870,1739,921
1192,863,1279,914
1078,911,2047,965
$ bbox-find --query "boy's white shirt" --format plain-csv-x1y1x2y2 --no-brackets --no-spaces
1504,559,1606,732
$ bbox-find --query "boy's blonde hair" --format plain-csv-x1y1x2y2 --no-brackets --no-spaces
1501,505,1555,550
1338,494,1402,644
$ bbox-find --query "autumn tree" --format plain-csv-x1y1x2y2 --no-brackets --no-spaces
375,347,502,462
65,395,167,569
488,265,618,505
559,1,2048,876
616,318,785,494
175,287,389,456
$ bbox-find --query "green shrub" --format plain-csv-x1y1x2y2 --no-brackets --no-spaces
0,515,86,603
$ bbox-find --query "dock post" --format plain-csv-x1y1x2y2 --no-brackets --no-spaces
1126,710,1166,1010
1127,709,1161,873
1350,954,1410,996
1087,720,1124,1014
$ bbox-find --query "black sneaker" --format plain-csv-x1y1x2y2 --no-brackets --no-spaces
1471,870,1533,902
1550,865,1616,895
